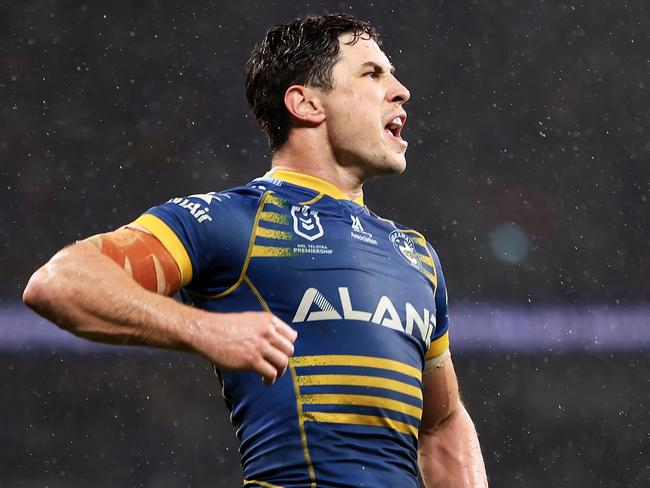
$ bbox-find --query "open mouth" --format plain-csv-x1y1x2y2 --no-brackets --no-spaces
384,115,407,147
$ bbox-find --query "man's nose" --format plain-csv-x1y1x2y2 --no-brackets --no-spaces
388,76,410,105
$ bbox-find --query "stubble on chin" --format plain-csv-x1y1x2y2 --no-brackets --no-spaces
370,143,407,176
352,150,407,180
329,130,407,179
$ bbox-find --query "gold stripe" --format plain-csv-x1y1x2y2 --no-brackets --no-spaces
256,227,293,240
426,331,450,359
244,276,270,312
265,194,289,208
401,229,438,290
243,479,285,488
423,270,436,284
289,366,317,487
132,214,193,286
419,253,434,268
190,192,271,299
259,211,290,225
300,393,422,420
414,236,426,247
266,169,364,206
302,411,418,437
290,355,421,380
296,374,422,401
300,193,324,206
251,245,293,257
406,231,426,249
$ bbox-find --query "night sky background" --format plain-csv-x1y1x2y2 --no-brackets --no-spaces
2,0,648,304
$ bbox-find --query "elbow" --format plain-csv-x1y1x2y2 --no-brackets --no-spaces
24,242,92,313
23,242,105,337
23,264,59,314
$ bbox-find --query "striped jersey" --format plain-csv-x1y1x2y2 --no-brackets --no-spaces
134,168,451,487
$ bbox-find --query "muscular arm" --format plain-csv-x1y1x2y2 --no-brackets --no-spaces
23,227,296,384
418,355,488,487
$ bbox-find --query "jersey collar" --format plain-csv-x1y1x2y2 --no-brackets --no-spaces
264,168,364,206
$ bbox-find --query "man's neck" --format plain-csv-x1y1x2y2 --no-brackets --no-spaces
271,136,364,200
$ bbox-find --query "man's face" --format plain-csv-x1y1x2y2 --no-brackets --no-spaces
320,33,410,178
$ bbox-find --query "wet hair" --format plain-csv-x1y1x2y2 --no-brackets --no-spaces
245,13,381,152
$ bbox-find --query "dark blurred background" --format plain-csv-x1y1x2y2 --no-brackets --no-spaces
1,0,648,487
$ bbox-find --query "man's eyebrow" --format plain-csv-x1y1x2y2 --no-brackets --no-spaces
360,61,396,75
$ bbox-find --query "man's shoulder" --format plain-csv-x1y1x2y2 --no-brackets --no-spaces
366,210,445,270
188,182,268,203
158,182,266,215
135,183,269,242
368,210,432,243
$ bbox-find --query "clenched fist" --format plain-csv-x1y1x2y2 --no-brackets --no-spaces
190,310,298,385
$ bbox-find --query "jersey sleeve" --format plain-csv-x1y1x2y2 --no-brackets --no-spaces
131,190,260,293
424,244,451,371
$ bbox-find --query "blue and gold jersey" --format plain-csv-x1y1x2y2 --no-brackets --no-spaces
134,169,451,488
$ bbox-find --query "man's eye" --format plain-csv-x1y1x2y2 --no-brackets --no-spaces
364,71,379,78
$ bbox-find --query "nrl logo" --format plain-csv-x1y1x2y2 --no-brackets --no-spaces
389,230,422,270
291,205,324,241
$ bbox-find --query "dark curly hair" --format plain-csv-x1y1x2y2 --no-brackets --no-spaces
245,13,381,152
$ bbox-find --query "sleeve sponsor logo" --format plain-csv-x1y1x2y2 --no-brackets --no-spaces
166,192,224,223
187,192,221,205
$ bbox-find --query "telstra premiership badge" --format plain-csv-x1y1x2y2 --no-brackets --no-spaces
291,205,324,241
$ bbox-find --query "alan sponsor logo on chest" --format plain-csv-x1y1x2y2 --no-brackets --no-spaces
292,286,435,345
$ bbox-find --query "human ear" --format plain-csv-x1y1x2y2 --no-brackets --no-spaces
284,85,326,125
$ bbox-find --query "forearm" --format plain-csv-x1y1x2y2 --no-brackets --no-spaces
24,240,297,383
23,241,201,350
418,403,487,487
